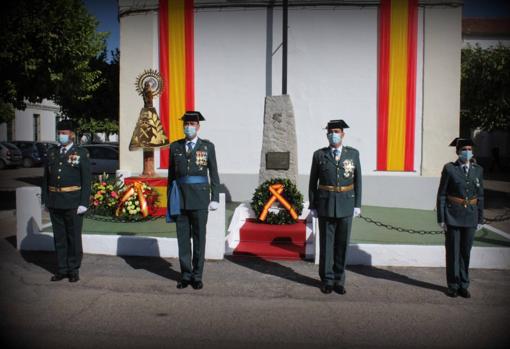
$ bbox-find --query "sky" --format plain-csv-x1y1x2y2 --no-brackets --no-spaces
83,0,510,61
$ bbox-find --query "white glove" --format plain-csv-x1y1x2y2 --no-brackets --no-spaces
41,204,49,213
353,207,361,217
438,222,447,231
476,224,483,231
208,201,219,211
309,209,318,218
77,205,88,215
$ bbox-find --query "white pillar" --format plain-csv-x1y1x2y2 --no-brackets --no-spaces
16,186,42,250
205,193,226,260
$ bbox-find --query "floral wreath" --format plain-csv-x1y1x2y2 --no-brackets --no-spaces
251,177,304,225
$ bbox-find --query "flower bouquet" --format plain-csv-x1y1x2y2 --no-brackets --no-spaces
90,173,124,217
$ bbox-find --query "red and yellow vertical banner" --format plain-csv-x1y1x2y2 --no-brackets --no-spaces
159,0,195,169
377,0,418,171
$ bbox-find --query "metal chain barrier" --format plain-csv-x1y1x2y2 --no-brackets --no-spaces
484,211,510,223
358,215,444,235
359,210,510,235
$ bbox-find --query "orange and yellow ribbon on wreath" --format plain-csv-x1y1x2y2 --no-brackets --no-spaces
115,181,149,218
259,183,298,222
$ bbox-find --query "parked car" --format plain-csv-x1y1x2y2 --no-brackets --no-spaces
0,142,23,169
82,144,119,174
11,141,59,167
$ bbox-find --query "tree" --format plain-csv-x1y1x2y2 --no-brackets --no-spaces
0,0,106,111
0,99,15,124
461,44,510,131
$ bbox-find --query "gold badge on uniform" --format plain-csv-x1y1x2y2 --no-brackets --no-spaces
196,150,208,167
343,159,355,178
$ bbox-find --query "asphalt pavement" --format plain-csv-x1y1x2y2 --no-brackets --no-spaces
1,211,509,349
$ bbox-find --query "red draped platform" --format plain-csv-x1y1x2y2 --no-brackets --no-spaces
233,219,307,260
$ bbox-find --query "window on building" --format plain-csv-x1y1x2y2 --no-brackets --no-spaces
33,114,40,141
7,120,14,141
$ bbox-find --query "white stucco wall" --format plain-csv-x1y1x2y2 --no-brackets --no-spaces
13,100,58,142
118,2,462,207
421,6,462,176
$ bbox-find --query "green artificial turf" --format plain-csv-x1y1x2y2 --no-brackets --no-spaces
42,203,510,247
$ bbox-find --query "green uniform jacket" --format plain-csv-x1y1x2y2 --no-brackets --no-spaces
436,160,484,227
167,138,220,210
41,145,91,209
309,146,362,218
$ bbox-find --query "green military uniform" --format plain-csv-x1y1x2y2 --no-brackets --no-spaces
41,142,91,278
309,141,362,288
437,158,484,292
167,137,220,284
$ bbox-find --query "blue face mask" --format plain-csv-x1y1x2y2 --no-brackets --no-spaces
327,132,342,146
58,134,70,145
459,150,473,162
184,126,197,139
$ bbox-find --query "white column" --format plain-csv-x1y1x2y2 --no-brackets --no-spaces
16,186,42,250
205,193,226,260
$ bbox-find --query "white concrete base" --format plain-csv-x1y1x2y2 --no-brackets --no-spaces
16,186,226,260
347,243,510,269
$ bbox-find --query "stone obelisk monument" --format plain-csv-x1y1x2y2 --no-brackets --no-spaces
258,95,298,184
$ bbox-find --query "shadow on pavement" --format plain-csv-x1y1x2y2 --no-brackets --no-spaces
225,254,320,288
117,236,180,282
347,265,447,293
5,235,57,275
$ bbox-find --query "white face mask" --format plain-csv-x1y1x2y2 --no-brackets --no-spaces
58,134,70,145
184,125,197,139
327,132,342,146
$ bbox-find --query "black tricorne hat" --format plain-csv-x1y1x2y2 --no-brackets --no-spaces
326,119,349,130
57,119,74,131
181,111,205,122
449,137,474,150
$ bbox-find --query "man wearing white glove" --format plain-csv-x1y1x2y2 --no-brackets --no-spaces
436,137,484,299
308,119,362,295
167,111,221,290
41,119,91,283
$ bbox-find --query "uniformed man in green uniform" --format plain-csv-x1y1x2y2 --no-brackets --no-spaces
167,111,220,290
309,119,362,294
41,119,91,282
437,138,484,298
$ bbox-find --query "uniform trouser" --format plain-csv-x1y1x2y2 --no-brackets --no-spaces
445,226,476,290
318,216,352,286
176,209,208,282
49,208,83,275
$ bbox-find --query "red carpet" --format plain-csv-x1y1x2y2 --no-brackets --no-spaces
233,219,306,260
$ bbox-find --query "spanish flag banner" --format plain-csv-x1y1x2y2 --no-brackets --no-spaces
377,0,418,171
159,0,195,169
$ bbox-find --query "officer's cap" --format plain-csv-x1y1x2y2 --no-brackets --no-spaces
449,137,474,150
57,119,74,131
326,119,349,130
181,111,205,122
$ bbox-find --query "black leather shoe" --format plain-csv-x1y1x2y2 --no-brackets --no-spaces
50,273,67,282
320,284,333,294
68,274,80,283
459,288,471,298
447,288,458,298
177,280,190,289
191,280,203,290
334,285,346,295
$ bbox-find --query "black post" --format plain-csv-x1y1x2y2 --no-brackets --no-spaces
282,0,288,95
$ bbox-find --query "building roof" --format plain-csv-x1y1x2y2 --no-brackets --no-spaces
463,18,510,38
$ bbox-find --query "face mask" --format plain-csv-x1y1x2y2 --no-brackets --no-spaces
459,150,473,162
58,134,70,145
184,126,197,139
327,132,342,146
